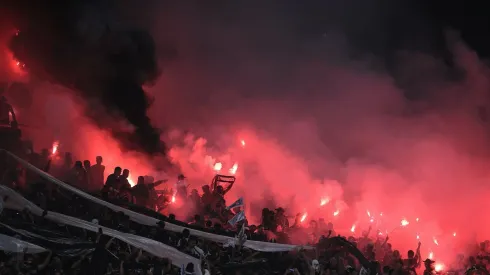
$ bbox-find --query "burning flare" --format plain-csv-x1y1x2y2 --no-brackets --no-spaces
240,139,246,147
434,263,444,272
367,210,371,217
350,224,356,233
213,162,222,172
171,195,176,203
51,141,59,155
320,197,330,206
429,251,434,259
453,232,457,237
433,238,439,246
400,219,409,227
229,163,238,175
300,213,308,223
333,210,340,216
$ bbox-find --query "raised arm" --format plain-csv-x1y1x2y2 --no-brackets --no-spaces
223,182,234,195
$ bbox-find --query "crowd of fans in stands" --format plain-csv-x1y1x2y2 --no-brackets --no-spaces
2,148,490,275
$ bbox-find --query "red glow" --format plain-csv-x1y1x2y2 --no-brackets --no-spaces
300,212,307,223
51,141,59,155
434,263,444,272
350,224,356,233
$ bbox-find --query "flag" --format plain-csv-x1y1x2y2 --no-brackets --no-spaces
226,197,244,210
228,210,245,226
237,223,247,246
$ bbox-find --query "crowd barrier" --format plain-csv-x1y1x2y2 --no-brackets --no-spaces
0,185,203,275
0,233,47,254
1,149,312,252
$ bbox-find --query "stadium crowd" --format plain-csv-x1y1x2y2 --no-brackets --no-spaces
1,148,490,275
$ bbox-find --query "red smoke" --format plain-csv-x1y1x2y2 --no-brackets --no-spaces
3,3,490,269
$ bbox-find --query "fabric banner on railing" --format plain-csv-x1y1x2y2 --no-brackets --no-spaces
0,222,95,257
0,185,203,275
1,149,312,252
0,233,47,254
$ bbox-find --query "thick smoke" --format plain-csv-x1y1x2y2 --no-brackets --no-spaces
4,0,171,154
143,2,490,260
3,0,490,264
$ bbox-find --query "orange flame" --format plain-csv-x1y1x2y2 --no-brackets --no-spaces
350,224,356,233
333,210,340,216
400,219,409,227
300,213,308,223
51,141,59,155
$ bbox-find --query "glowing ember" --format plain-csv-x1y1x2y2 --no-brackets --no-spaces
400,219,409,227
240,140,246,147
350,224,356,233
320,197,330,206
213,162,222,172
333,210,340,216
453,232,456,237
300,213,308,223
433,238,439,246
434,263,444,272
367,210,371,217
229,163,238,175
51,141,59,155
429,252,433,259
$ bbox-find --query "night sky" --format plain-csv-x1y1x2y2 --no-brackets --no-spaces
2,0,490,149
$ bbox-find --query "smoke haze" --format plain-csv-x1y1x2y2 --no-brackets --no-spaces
2,0,490,262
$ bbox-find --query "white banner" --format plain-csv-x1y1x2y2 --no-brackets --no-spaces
0,149,313,252
0,185,202,275
0,233,47,254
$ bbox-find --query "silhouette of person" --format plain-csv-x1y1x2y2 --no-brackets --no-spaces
90,156,105,188
0,96,16,125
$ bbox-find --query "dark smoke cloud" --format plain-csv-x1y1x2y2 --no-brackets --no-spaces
4,0,174,155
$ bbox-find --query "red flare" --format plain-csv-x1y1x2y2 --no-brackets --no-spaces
51,141,59,155
300,213,308,223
